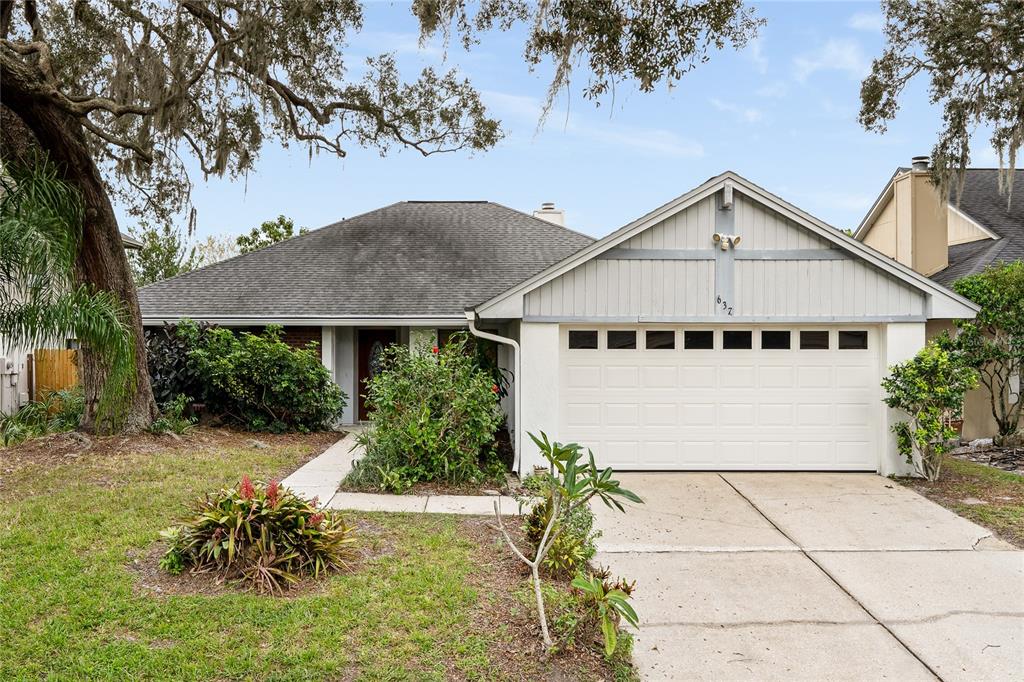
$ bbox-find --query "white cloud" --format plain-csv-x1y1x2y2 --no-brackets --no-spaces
745,37,768,74
755,81,788,98
793,38,870,82
847,12,884,32
709,97,763,124
484,90,705,158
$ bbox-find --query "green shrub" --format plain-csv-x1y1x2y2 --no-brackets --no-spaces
160,475,356,593
523,475,599,578
144,321,212,406
180,321,346,432
346,337,504,489
882,341,978,480
151,394,196,435
0,387,84,446
572,571,639,658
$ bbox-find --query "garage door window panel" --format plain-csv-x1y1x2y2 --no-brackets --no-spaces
607,330,637,350
723,330,753,349
800,330,830,350
760,330,791,350
838,331,869,350
684,330,714,349
645,330,676,350
568,330,598,349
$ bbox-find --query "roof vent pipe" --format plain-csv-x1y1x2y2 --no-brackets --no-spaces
911,155,930,171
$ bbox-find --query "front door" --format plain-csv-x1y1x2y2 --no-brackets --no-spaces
357,328,398,421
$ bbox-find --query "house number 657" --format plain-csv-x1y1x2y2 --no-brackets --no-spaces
716,296,734,316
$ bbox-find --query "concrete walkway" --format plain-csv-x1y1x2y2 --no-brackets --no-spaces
594,472,1024,682
281,431,520,515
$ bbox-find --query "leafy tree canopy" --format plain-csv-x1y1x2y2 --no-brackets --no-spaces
128,221,197,286
951,261,1024,438
859,0,1024,203
237,215,306,254
194,233,239,267
1,0,761,226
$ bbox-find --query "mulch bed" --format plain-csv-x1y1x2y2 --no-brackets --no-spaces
457,516,632,681
950,444,1024,476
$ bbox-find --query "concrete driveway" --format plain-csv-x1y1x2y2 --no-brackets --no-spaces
593,473,1024,681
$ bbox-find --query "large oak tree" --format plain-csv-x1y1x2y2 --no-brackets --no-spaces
860,0,1024,202
1,0,760,431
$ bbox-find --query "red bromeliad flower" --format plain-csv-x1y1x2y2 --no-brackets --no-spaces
239,475,255,501
266,479,280,506
431,346,439,354
310,496,320,508
309,512,324,527
491,384,499,394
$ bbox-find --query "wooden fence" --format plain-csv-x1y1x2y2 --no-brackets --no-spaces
33,349,79,397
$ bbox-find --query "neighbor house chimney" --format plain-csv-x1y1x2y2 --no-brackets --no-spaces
887,155,947,275
533,202,565,226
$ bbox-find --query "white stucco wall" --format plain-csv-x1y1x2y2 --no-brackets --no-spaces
517,321,561,473
879,321,927,476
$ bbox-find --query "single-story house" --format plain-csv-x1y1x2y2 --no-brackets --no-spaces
854,159,1023,439
139,171,979,476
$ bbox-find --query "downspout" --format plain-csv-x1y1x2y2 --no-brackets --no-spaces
465,310,522,475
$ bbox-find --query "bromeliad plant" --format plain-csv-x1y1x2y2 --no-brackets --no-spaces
571,572,639,658
882,341,978,481
160,476,356,593
494,432,642,648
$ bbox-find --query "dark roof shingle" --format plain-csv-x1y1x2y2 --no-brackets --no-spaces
933,169,1024,284
138,201,594,319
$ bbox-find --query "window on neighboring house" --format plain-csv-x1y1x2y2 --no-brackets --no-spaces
568,330,598,349
684,330,714,349
723,330,753,349
607,330,637,350
838,331,868,350
645,330,675,349
800,330,830,350
761,330,791,350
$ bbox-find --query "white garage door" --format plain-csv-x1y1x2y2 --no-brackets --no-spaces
558,325,881,471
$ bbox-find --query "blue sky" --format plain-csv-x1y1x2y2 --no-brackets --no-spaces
150,1,999,243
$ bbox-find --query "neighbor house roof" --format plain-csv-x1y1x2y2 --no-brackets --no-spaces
856,168,1023,287
933,169,1024,285
138,201,594,322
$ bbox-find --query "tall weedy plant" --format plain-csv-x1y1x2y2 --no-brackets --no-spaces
494,432,642,647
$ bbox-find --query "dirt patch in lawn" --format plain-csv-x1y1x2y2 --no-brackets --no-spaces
458,516,635,681
127,516,392,599
0,427,339,494
899,455,1024,548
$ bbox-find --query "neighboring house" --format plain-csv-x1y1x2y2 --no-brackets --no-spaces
139,172,978,476
0,232,143,413
854,159,1023,439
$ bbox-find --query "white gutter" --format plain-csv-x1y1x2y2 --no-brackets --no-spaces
465,310,522,475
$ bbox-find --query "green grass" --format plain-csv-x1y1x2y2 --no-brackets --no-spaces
901,455,1024,547
0,442,514,680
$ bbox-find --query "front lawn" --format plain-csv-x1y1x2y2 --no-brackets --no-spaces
0,428,631,680
899,455,1024,547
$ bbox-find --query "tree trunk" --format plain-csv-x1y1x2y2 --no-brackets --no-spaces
1,63,157,431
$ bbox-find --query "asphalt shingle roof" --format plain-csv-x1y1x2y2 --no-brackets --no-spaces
138,201,594,319
932,169,1024,286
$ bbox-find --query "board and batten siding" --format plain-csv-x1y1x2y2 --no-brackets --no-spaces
524,189,926,320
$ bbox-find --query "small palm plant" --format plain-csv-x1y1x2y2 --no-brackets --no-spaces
0,156,134,428
493,432,642,648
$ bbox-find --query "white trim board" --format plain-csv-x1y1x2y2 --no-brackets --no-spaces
474,171,979,321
